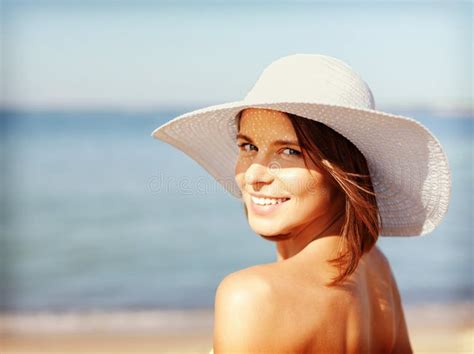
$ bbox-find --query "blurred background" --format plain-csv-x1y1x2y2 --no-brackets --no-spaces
1,1,472,353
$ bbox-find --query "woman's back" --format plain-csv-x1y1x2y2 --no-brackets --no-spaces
212,244,412,353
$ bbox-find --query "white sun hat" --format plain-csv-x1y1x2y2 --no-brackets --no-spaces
150,53,452,237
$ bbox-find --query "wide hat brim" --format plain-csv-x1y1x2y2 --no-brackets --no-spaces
151,100,452,237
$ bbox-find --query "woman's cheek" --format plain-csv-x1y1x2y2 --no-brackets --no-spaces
234,159,247,190
235,172,245,192
279,168,321,197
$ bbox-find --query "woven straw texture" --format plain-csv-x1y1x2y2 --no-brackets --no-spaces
151,54,451,237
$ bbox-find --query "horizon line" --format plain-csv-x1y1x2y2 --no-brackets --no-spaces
0,102,473,117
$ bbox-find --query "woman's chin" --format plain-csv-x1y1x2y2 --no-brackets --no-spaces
249,219,284,236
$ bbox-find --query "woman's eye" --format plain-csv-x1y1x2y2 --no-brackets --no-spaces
237,142,257,152
237,143,300,157
282,147,301,156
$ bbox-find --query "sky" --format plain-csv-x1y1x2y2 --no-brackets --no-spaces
1,0,472,111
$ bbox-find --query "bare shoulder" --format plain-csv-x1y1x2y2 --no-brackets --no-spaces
213,265,284,352
370,244,391,269
215,265,274,317
212,263,349,352
215,264,274,303
369,245,413,353
371,245,401,294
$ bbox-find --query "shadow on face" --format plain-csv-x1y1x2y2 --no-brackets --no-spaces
234,108,343,238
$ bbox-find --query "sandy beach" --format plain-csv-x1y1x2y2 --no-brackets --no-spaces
1,302,472,353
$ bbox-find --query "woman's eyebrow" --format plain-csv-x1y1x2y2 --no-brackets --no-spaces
236,133,299,146
236,133,253,142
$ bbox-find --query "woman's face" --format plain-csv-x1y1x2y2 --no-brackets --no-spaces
234,108,341,237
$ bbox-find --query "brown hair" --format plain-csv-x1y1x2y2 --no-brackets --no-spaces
236,110,382,287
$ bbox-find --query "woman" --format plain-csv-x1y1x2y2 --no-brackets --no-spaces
151,54,451,353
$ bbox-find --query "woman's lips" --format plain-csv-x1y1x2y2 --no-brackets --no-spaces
249,197,291,216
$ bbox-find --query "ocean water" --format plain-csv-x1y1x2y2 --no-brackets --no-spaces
0,109,472,313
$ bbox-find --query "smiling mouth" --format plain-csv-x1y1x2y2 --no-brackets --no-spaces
250,195,291,206
248,196,291,216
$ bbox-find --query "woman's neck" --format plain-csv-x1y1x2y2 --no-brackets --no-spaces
275,207,345,262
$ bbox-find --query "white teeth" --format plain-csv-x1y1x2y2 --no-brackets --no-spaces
251,196,289,206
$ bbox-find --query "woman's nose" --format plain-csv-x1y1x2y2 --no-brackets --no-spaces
244,161,275,186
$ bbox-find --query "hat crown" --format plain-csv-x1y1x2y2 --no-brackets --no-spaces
244,54,376,110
